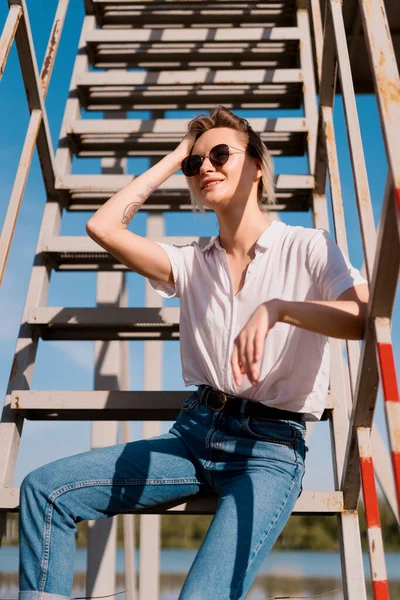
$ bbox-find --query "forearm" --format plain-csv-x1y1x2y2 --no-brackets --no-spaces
273,299,367,340
86,151,181,236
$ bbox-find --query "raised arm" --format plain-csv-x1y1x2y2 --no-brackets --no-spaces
86,135,194,285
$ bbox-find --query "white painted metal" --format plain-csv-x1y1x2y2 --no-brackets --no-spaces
85,27,301,43
9,389,334,420
138,215,165,600
0,5,22,80
86,139,129,595
0,200,62,539
0,487,343,515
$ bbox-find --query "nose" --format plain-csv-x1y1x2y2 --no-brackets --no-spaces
199,155,216,176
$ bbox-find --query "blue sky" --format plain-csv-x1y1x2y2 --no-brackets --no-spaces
0,0,397,497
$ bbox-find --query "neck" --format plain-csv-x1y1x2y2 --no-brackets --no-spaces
215,201,272,258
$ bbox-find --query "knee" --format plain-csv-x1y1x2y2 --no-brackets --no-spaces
20,464,56,505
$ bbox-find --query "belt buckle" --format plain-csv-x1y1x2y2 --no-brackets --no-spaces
206,388,227,412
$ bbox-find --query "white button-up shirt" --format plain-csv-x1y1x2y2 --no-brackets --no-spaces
149,220,367,420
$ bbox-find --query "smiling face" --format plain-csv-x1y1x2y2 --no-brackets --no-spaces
187,127,262,212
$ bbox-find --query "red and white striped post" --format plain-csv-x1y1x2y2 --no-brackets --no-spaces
375,318,400,511
358,427,389,599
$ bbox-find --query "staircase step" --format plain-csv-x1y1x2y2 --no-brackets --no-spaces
0,488,342,514
42,235,210,270
76,69,303,111
28,306,180,340
85,27,300,70
56,173,314,212
10,390,334,420
68,117,307,157
89,1,297,28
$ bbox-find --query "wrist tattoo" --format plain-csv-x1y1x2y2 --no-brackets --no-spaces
121,202,141,225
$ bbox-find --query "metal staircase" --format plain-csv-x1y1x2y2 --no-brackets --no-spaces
1,0,400,599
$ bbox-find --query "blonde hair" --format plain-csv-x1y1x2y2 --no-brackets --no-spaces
184,105,276,214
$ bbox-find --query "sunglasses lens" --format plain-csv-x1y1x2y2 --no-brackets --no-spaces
181,155,201,177
210,144,230,166
181,143,231,177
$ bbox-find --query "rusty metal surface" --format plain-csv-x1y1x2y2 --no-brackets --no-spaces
0,4,22,80
40,0,69,99
357,0,400,196
342,176,399,508
320,0,400,93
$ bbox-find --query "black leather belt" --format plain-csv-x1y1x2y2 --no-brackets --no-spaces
198,385,305,423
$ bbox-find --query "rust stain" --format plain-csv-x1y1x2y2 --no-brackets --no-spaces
40,19,60,91
371,539,376,553
377,53,400,105
14,395,20,410
0,21,19,79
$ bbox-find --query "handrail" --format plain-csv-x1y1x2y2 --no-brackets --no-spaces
309,0,400,596
0,0,69,285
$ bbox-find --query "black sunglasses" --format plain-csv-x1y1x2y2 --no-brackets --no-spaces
181,143,246,177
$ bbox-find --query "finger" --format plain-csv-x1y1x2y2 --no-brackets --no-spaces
245,337,256,382
254,330,265,363
251,337,261,383
238,335,247,374
231,343,242,386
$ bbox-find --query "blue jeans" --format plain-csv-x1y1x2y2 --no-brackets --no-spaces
18,388,307,600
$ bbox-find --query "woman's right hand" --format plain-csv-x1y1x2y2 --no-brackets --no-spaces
172,133,196,164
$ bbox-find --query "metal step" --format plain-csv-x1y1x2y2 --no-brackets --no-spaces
42,235,211,270
9,390,334,420
28,306,180,341
76,69,303,111
0,487,342,515
85,27,300,70
88,1,297,29
67,117,308,157
56,173,314,212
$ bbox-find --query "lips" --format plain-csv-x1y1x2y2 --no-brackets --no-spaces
201,179,224,191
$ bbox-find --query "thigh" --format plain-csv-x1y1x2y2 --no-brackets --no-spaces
21,431,206,520
179,439,305,600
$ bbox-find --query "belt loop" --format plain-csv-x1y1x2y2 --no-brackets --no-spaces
240,398,247,418
199,385,206,403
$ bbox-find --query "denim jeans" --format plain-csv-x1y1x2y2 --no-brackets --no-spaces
18,388,307,600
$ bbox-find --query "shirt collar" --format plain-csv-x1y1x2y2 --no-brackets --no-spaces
199,220,285,253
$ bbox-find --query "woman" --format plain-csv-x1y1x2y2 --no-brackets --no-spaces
19,106,369,600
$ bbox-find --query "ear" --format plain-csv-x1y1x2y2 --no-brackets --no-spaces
254,160,262,181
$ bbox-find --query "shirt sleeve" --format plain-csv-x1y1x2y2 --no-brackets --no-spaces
307,229,368,301
147,242,184,299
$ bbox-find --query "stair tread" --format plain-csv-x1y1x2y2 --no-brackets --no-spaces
0,487,342,514
10,389,334,420
85,27,299,69
76,68,303,110
89,0,297,28
68,117,307,157
55,173,313,213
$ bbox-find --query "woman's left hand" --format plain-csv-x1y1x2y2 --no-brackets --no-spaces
231,299,281,387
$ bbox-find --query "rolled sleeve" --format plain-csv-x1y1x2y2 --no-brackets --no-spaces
308,229,368,301
147,242,183,299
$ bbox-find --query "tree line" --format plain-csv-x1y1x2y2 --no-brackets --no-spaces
4,500,399,551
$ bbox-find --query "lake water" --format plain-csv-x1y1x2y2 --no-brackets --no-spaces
1,546,399,599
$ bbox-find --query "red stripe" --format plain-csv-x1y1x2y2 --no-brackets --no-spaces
377,343,400,402
392,450,400,508
396,187,400,214
360,456,381,528
372,580,389,599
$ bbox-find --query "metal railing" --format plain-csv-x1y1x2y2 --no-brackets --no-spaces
309,0,400,595
0,0,69,285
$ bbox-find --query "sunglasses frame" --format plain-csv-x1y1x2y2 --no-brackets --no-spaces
181,143,246,177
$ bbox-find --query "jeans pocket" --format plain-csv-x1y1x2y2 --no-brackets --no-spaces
180,392,200,414
243,417,296,447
